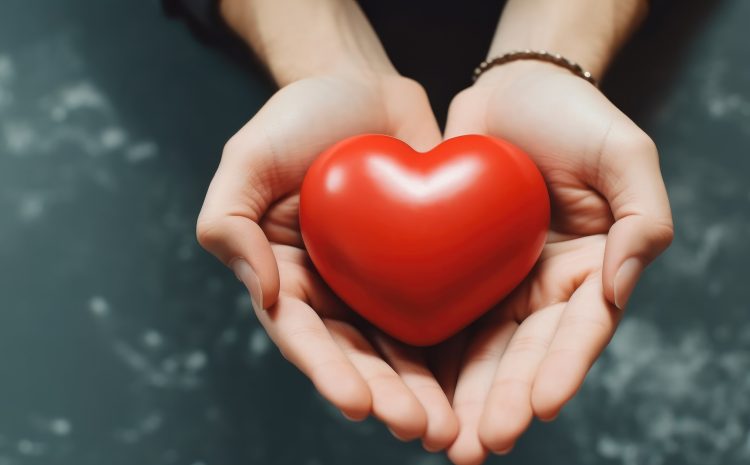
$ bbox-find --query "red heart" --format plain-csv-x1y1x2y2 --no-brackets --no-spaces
300,134,549,346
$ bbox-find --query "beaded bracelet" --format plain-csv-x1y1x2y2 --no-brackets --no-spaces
473,50,598,86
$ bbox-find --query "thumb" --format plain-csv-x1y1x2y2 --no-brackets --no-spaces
196,77,385,311
383,77,442,151
443,88,489,140
597,128,674,310
197,132,281,312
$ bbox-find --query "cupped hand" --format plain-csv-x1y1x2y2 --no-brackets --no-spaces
196,71,459,450
442,63,674,464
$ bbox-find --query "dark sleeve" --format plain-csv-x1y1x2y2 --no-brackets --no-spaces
162,0,234,44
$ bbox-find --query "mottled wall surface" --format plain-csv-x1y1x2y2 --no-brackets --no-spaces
1,1,748,465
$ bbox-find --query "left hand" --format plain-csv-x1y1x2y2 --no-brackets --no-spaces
197,71,460,451
441,62,674,464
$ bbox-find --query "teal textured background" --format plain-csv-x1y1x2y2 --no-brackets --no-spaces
1,1,749,464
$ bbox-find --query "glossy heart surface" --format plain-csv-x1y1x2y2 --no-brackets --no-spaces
299,134,550,346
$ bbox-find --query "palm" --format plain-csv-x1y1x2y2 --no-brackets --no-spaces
207,73,459,450
442,68,640,464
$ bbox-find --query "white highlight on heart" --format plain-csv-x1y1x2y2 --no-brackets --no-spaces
366,156,482,202
325,166,346,192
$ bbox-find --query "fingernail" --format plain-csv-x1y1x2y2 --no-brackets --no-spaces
614,257,643,310
496,445,514,455
231,258,263,312
387,427,408,441
422,441,441,453
342,411,368,422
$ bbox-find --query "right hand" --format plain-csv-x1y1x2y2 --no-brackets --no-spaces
196,71,460,451
441,62,673,464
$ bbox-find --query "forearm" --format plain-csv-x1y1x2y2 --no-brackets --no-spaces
219,0,395,86
488,0,648,79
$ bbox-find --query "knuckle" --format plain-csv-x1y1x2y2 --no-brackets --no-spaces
452,397,484,412
506,334,549,355
621,130,658,160
556,313,612,338
492,376,532,392
222,133,245,158
363,371,400,389
309,357,348,376
286,324,329,344
603,125,658,163
621,214,675,257
468,347,505,365
409,381,445,397
651,218,675,251
632,131,657,155
195,218,226,251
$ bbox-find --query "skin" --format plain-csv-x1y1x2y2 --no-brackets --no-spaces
199,0,459,450
443,65,673,464
197,0,674,463
443,3,673,461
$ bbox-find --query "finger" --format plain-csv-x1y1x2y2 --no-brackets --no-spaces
596,128,674,309
444,88,489,139
383,77,442,151
197,78,389,309
260,193,304,248
373,334,459,452
197,205,279,311
256,295,372,420
447,318,518,465
196,115,285,310
271,243,355,322
478,305,564,453
326,322,428,441
531,275,623,419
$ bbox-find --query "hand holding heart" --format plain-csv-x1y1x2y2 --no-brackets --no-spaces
198,72,464,450
200,0,673,463
197,65,672,464
438,62,673,464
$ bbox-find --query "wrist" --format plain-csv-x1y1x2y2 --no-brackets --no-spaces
266,45,395,88
473,59,571,89
488,0,648,79
220,0,396,86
